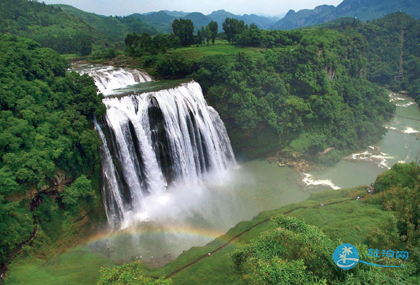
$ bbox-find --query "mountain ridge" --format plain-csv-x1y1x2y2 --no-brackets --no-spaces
271,0,420,30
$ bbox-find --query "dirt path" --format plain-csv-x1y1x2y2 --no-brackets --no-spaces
165,198,353,279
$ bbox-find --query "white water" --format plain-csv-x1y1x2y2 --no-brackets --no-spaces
78,65,152,95
302,173,341,190
96,79,236,228
344,148,394,169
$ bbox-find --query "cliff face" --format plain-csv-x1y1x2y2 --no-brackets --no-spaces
6,170,73,203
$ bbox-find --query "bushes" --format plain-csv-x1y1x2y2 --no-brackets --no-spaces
232,215,415,284
374,163,418,193
154,53,192,78
317,149,342,167
97,261,173,285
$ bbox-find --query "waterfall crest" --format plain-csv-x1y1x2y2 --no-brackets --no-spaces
95,80,236,228
79,66,152,95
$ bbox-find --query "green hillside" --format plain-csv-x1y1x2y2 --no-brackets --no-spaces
327,0,420,22
162,10,190,18
309,12,420,104
208,10,241,31
130,11,176,33
56,4,158,42
240,14,278,30
0,0,108,54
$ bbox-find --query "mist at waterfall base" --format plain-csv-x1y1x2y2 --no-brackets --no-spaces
81,66,265,266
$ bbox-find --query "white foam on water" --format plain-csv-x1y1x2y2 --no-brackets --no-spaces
302,173,341,190
396,102,415,107
345,148,393,169
403,127,419,134
389,93,406,102
385,126,398,132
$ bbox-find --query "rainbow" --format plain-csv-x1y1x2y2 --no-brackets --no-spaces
83,226,227,246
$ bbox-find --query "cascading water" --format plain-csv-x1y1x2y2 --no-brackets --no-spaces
94,77,236,228
78,65,153,95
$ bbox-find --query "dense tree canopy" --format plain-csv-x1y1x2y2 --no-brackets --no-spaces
0,0,107,55
192,29,394,159
222,18,247,44
0,35,105,264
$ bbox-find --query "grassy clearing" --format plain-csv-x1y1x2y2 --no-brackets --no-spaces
168,43,266,63
5,248,114,285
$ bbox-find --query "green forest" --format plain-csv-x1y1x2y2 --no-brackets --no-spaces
1,1,420,285
0,34,105,267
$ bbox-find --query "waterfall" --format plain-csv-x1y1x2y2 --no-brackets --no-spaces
78,66,152,95
94,78,236,228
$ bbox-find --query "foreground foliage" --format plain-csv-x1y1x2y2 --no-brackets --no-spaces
97,261,173,285
232,214,416,284
367,162,420,274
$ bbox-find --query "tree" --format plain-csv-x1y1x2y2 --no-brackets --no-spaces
222,18,234,43
208,21,218,44
222,18,247,44
198,26,207,45
171,18,194,46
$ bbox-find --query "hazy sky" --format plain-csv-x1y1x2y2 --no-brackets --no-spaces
42,0,343,17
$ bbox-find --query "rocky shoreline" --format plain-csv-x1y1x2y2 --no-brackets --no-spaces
266,150,325,173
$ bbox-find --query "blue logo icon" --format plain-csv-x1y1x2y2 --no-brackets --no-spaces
333,244,408,269
333,243,359,270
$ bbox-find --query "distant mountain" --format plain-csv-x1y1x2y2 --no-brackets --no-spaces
270,5,335,30
325,0,420,22
183,12,213,31
240,14,280,29
271,0,420,30
207,10,241,31
255,12,286,20
130,11,176,33
163,10,190,18
206,10,278,31
57,4,158,41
